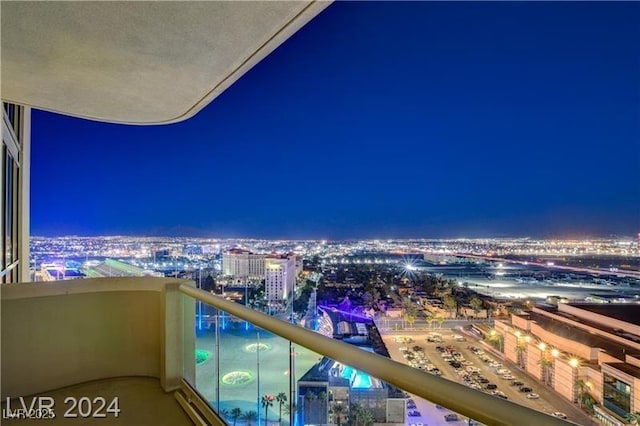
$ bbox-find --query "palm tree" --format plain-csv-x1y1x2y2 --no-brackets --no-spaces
330,403,347,426
404,312,416,330
574,379,587,405
230,408,242,426
425,313,434,329
349,403,373,426
283,401,298,421
304,392,315,423
275,392,287,425
317,391,327,424
514,344,526,368
537,358,554,385
443,294,458,319
242,410,258,426
469,296,483,318
219,408,229,421
261,395,274,426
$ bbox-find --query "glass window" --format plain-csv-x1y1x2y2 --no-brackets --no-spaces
5,152,13,268
603,373,630,419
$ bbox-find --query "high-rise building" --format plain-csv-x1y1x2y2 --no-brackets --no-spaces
265,253,296,303
222,248,266,284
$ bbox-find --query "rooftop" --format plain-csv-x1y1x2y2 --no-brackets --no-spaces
603,362,640,380
568,303,640,326
528,311,640,361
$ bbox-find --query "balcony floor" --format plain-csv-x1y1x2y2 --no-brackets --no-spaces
2,377,192,425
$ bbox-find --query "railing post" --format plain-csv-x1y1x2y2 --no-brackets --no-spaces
162,280,195,391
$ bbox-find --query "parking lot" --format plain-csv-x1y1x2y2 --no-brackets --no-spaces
382,329,589,425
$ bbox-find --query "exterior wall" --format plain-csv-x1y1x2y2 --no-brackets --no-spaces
553,357,576,401
634,376,640,418
265,254,296,302
599,351,623,365
1,277,194,397
222,250,266,282
530,322,594,361
584,365,603,403
526,342,543,381
504,332,519,364
511,314,531,331
626,354,640,369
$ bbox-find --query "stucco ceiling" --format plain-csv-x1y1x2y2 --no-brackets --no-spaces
1,1,330,124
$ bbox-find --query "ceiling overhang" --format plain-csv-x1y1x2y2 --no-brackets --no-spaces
1,1,331,125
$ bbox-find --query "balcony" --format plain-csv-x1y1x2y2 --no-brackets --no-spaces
2,277,571,425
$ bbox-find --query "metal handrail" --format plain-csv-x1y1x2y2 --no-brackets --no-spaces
179,284,570,426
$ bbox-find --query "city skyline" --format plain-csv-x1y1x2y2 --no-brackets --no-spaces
31,2,640,239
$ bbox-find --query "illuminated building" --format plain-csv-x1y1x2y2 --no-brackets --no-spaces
222,248,266,284
496,303,640,426
265,253,296,303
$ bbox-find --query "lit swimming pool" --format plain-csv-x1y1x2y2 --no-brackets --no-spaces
340,365,375,389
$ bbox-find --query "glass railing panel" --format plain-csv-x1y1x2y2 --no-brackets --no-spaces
193,304,219,411
190,302,324,426
181,286,570,426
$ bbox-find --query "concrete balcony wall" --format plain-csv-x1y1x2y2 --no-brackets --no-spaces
1,277,195,399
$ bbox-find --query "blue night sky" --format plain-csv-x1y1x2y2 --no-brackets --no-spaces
32,2,640,239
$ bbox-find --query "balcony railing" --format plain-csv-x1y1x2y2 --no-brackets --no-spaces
179,284,571,426
1,277,571,425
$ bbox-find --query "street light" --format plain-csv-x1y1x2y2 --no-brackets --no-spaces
538,342,546,350
551,348,559,358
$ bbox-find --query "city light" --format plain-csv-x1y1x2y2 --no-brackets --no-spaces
551,348,560,357
538,342,546,350
568,357,580,368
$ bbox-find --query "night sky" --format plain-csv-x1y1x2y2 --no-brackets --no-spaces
32,2,640,239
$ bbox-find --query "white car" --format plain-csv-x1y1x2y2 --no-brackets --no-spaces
552,412,567,419
526,393,539,399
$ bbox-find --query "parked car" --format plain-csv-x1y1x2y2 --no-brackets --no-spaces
526,393,540,399
492,390,508,399
519,386,533,393
511,380,524,387
552,412,567,419
486,383,497,390
444,414,459,422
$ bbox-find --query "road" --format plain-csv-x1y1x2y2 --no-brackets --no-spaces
456,253,640,279
377,318,491,333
